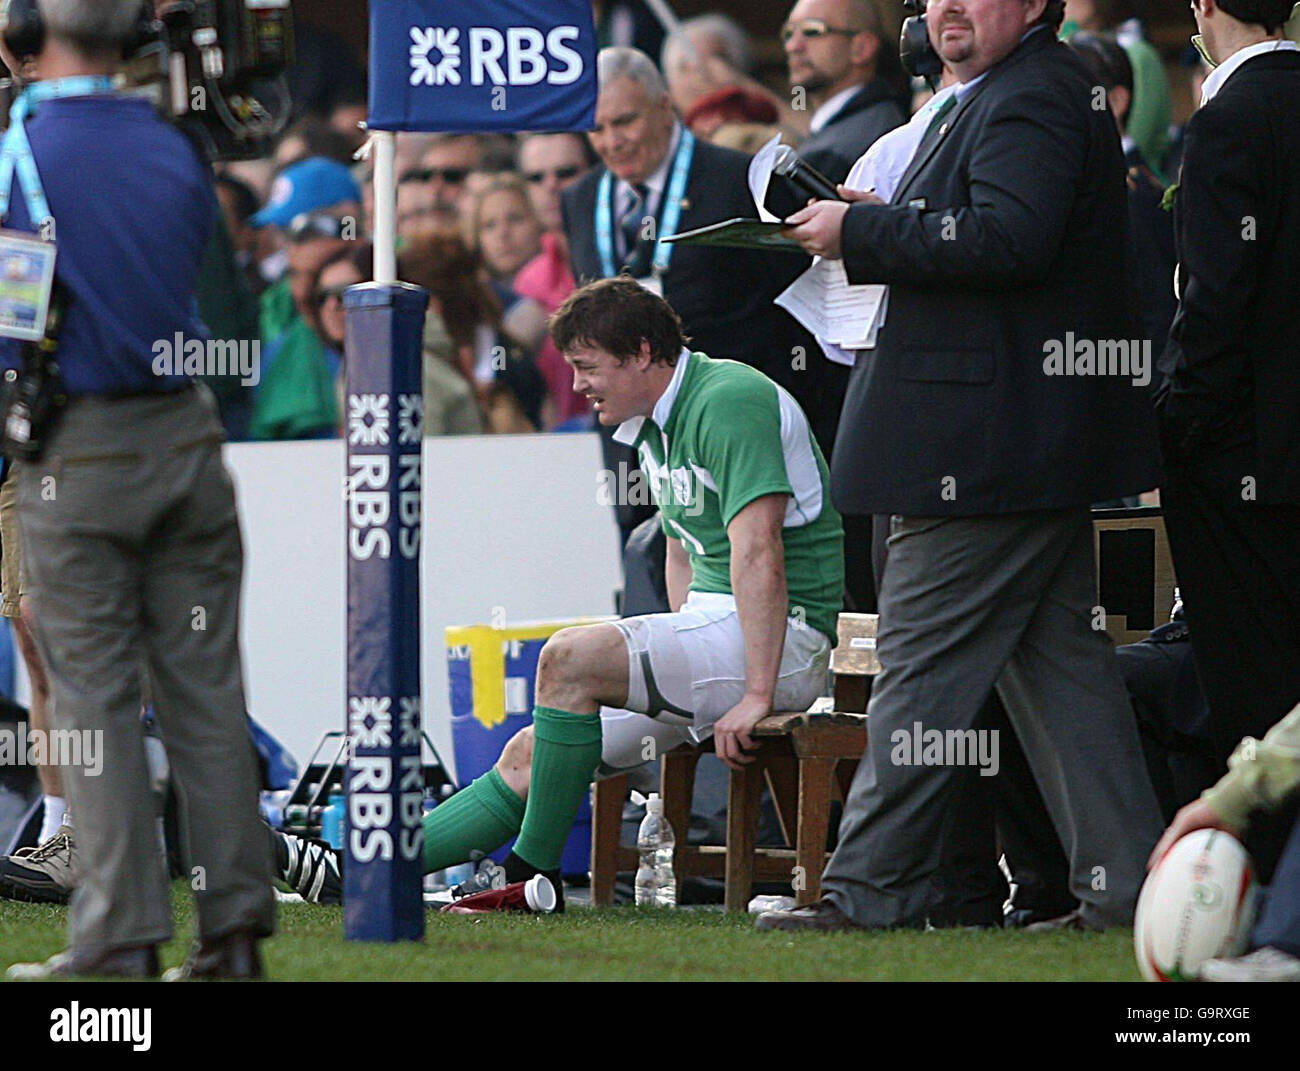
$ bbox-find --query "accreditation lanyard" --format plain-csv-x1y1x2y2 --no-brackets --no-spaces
595,128,695,280
0,76,119,227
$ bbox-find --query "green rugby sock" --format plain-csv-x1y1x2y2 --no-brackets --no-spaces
512,705,603,872
422,767,524,873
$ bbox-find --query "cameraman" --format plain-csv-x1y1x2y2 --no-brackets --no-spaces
1,0,273,980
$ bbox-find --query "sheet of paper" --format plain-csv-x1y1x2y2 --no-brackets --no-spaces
775,256,887,352
746,133,785,223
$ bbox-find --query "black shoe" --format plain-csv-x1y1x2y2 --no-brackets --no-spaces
502,851,565,913
163,931,263,981
275,829,342,905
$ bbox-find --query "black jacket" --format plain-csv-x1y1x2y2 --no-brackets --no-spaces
830,28,1160,516
799,81,907,185
1155,50,1300,503
1125,144,1178,355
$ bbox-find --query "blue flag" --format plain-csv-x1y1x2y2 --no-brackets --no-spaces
368,0,598,133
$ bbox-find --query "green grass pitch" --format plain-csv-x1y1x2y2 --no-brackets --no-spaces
0,887,1142,981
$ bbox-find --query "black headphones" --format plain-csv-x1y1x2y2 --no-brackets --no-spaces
1,0,157,64
1,0,44,62
900,0,944,83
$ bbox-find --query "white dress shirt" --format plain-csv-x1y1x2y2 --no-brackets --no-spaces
808,85,861,135
1200,38,1297,105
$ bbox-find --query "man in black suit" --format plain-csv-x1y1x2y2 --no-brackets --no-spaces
783,0,909,185
563,47,836,544
1153,0,1300,855
760,0,1165,932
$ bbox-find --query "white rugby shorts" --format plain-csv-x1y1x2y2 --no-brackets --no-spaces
594,591,831,777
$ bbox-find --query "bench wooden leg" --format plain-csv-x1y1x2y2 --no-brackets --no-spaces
834,755,859,802
725,760,763,912
795,757,837,906
763,756,800,847
590,774,627,907
660,748,700,875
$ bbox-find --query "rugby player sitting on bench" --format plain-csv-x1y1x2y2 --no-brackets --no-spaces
272,277,845,906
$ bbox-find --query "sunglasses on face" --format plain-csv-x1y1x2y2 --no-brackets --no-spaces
399,167,471,186
523,165,583,184
312,284,351,309
780,17,863,43
287,213,349,243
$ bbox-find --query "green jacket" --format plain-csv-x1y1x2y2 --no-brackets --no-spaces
249,315,338,440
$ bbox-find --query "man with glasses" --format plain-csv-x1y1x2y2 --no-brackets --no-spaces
782,0,908,186
518,132,594,236
251,156,361,344
408,134,486,230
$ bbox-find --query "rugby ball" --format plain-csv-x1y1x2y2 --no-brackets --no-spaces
1134,829,1259,982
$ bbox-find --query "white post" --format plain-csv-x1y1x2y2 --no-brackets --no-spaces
372,129,398,285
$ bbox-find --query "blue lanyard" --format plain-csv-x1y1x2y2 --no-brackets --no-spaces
0,76,118,229
596,128,695,279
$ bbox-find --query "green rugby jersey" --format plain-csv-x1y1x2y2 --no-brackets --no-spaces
613,350,844,645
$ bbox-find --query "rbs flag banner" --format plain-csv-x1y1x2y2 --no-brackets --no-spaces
368,0,598,133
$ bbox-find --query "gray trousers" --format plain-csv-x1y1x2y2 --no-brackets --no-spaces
17,386,274,953
823,508,1163,929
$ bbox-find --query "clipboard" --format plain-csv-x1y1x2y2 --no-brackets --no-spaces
660,217,803,252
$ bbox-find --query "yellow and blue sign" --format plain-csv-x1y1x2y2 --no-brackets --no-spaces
446,618,612,874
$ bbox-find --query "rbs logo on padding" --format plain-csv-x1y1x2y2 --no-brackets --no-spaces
409,25,584,87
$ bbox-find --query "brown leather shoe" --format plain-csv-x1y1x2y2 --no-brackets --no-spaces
755,898,867,933
164,931,264,981
7,943,160,980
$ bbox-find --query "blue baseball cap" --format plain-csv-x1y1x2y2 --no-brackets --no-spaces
252,157,362,229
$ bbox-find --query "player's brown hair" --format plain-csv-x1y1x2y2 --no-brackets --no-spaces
549,276,688,367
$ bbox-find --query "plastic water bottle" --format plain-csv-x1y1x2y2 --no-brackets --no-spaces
635,793,677,906
321,794,345,849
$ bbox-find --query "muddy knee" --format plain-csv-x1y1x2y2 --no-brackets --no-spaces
495,726,534,797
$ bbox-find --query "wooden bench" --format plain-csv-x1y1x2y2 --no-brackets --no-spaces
589,614,877,911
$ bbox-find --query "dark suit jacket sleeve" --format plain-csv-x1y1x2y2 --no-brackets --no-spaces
838,83,1090,289
1157,103,1262,414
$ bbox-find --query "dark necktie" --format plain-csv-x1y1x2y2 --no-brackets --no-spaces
620,183,649,264
921,92,958,143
